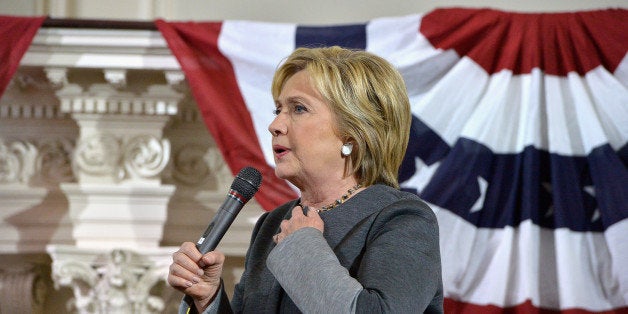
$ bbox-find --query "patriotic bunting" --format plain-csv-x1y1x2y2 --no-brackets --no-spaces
157,8,627,312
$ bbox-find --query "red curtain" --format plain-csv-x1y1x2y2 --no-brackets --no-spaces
156,19,299,210
0,16,46,96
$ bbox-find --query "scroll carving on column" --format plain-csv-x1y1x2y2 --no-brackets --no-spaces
73,134,170,182
51,249,167,314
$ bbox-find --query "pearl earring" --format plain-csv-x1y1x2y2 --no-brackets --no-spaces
341,143,353,156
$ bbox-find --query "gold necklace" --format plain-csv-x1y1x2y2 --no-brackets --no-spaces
318,184,362,212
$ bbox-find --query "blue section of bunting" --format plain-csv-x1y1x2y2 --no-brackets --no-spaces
403,116,627,232
295,24,367,50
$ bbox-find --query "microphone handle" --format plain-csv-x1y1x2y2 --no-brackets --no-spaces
196,197,244,254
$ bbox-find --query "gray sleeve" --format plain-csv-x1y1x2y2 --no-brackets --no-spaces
266,227,362,314
179,281,232,314
201,288,224,314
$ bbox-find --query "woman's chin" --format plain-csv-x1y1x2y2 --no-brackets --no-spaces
274,168,296,182
273,168,289,180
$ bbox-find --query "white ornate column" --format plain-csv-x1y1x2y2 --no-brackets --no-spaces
52,69,180,249
2,27,261,311
43,64,184,312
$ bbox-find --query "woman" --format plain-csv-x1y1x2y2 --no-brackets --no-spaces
168,46,443,313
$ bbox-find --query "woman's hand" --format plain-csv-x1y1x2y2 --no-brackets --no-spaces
273,205,324,244
168,242,225,311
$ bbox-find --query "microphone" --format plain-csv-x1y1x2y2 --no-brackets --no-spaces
196,166,262,254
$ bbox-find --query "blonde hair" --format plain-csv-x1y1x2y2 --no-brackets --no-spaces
272,46,411,188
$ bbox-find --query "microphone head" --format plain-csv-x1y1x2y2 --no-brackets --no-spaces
231,166,262,201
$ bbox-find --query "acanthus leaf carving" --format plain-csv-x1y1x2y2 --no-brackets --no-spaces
0,140,38,184
72,134,171,183
32,138,76,186
51,249,167,314
73,134,122,180
122,135,170,180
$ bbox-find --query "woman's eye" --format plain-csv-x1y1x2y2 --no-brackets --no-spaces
272,108,281,115
294,105,307,113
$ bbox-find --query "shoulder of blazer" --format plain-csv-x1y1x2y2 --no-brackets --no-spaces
331,198,429,270
366,198,438,244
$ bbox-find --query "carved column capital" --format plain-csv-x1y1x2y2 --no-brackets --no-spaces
47,245,177,314
51,76,183,184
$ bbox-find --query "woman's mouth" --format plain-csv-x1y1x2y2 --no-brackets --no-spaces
273,145,290,158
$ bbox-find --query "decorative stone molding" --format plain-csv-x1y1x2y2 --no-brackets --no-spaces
44,67,68,88
0,137,76,187
0,26,264,313
73,134,121,179
123,135,170,181
32,138,75,186
164,70,186,87
0,264,49,314
47,245,176,314
22,28,180,71
0,140,38,184
103,69,127,89
72,133,169,184
61,183,175,249
0,101,65,120
56,84,179,117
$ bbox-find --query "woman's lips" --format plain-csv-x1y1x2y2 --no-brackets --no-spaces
273,144,290,158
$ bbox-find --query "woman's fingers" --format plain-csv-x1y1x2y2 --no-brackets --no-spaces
273,205,325,244
175,242,205,272
168,261,199,289
168,242,225,289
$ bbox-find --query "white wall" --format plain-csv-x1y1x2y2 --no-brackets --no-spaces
0,0,626,23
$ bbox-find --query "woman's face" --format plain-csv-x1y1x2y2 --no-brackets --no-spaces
269,70,345,188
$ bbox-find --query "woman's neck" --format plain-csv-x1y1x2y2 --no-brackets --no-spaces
299,178,363,209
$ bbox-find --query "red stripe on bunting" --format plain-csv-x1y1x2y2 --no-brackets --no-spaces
156,20,297,211
420,8,628,76
0,15,46,96
444,298,628,314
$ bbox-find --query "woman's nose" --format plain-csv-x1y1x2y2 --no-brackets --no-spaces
268,115,286,136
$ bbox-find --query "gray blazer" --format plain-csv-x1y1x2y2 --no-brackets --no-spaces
181,184,443,313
